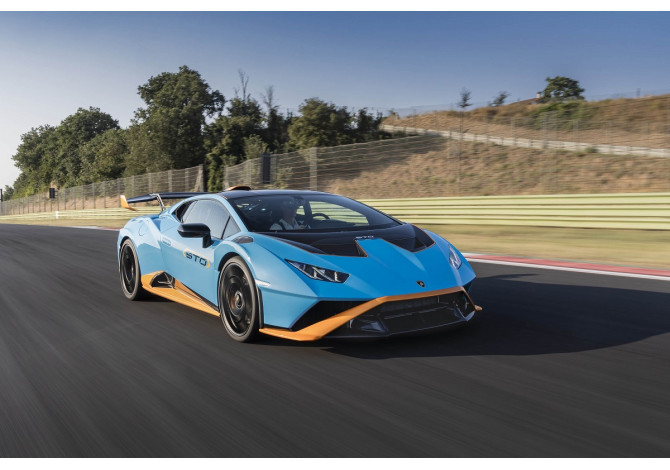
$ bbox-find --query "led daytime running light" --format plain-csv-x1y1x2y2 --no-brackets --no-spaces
287,260,350,283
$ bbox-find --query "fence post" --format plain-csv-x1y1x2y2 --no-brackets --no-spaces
148,172,152,192
103,182,106,209
309,148,318,191
608,121,613,153
168,169,173,192
117,179,121,206
92,182,95,209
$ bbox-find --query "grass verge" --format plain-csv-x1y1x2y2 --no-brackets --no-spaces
420,224,669,270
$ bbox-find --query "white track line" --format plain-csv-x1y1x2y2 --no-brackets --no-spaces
66,226,120,231
466,257,670,282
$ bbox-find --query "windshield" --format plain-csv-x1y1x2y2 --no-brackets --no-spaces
229,194,400,233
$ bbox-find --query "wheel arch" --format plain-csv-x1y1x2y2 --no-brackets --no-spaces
118,235,131,270
217,251,243,273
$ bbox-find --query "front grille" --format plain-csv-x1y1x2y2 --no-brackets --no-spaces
328,290,474,338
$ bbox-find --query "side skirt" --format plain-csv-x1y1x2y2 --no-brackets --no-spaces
140,271,220,317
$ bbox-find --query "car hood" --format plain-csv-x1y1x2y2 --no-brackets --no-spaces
247,225,475,300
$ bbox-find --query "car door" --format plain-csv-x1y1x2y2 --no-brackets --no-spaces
161,199,232,304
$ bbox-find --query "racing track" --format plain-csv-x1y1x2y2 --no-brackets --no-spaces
1,224,669,457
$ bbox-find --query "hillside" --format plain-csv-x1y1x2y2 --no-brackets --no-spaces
319,137,669,199
383,94,670,150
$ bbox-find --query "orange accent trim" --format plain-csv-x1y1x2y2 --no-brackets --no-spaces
140,272,220,317
259,286,480,341
225,185,251,191
120,195,138,211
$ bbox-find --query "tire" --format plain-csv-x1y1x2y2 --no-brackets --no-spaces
218,256,260,342
119,239,148,300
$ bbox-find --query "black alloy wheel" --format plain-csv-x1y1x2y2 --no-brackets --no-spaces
119,239,147,300
219,256,259,342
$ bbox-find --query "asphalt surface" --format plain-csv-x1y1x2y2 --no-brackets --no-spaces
1,223,670,457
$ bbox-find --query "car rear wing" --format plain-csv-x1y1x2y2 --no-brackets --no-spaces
120,192,209,212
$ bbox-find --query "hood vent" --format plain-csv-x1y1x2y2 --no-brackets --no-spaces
265,224,434,257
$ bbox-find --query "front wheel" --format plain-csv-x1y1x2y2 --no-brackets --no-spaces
219,256,260,342
119,239,148,300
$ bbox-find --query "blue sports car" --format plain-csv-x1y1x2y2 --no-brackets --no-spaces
117,188,481,342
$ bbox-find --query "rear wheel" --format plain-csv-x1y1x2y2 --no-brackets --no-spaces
119,239,148,300
219,256,259,342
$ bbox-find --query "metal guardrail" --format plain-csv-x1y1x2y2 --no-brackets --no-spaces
381,125,670,158
0,164,205,216
1,193,668,230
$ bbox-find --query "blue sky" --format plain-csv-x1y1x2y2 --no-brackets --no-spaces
1,11,669,190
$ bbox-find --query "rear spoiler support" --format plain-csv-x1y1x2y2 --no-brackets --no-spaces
120,192,209,212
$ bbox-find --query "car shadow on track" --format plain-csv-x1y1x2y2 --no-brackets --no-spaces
264,274,670,359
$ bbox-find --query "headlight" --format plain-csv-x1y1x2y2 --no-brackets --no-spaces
287,260,350,283
448,245,462,269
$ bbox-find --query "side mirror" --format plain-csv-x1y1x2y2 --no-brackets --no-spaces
178,223,212,248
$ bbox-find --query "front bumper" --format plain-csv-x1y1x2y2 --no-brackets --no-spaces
258,286,481,341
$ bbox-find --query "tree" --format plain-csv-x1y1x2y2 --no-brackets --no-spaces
9,108,118,196
10,125,57,196
234,70,251,107
2,185,14,201
540,76,585,102
243,134,268,161
204,95,265,191
126,65,225,175
79,129,129,184
458,88,472,111
491,91,510,107
52,107,119,186
353,108,386,141
288,98,354,150
261,85,290,152
458,88,472,136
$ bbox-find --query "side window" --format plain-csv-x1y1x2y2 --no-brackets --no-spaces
222,218,240,239
183,200,230,239
174,201,194,222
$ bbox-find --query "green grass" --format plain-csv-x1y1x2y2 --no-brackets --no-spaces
421,224,670,270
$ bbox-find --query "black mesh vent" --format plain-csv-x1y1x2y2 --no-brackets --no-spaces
328,291,474,338
291,300,367,331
